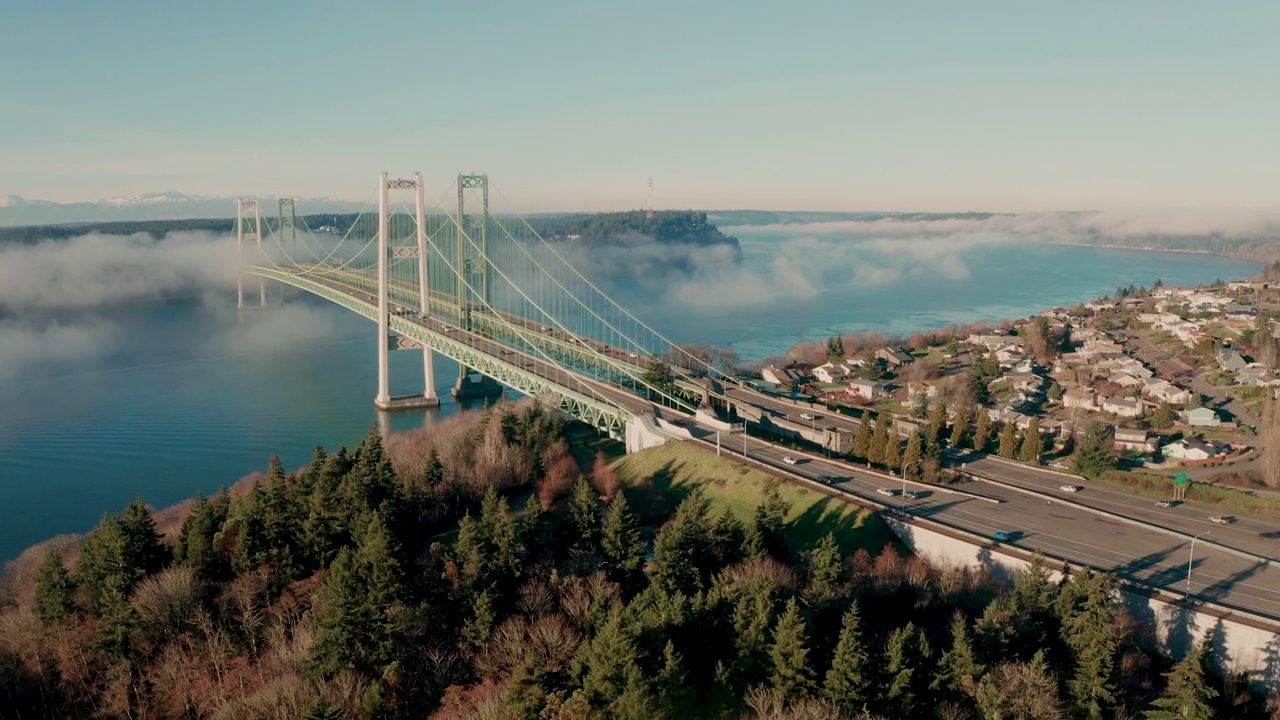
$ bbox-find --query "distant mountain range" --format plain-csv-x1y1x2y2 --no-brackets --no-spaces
0,192,368,226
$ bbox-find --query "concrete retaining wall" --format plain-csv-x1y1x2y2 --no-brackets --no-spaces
886,518,1280,691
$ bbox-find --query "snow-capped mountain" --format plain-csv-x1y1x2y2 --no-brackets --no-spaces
0,192,368,226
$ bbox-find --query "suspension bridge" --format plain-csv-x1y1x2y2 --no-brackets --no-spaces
236,173,733,452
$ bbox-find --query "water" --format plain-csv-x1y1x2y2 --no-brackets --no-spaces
0,237,1261,562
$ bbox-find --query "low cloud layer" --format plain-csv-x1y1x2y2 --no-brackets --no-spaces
0,232,238,312
215,302,342,356
0,319,118,381
724,207,1280,242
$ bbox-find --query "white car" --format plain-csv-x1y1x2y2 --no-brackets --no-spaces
1210,515,1232,525
1156,500,1173,508
876,488,896,497
783,456,797,466
1060,485,1079,493
902,491,918,500
799,413,815,421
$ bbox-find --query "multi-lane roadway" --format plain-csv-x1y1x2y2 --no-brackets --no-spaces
680,415,1280,620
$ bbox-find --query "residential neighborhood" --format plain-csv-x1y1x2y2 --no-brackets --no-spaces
748,278,1280,476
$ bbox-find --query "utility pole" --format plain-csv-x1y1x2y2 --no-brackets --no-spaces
1186,531,1209,600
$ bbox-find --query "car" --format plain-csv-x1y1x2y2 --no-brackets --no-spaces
993,531,1016,542
817,475,839,485
1060,485,1079,493
799,413,815,421
783,456,797,465
1210,516,1232,525
629,352,639,358
1155,500,1173,508
876,488,896,497
1258,531,1280,540
669,418,686,427
902,491,918,500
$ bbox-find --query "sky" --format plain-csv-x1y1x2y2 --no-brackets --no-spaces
2,1,1278,213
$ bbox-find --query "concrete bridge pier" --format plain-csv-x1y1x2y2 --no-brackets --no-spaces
452,369,504,400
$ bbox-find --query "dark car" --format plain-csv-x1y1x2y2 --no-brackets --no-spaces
994,530,1016,542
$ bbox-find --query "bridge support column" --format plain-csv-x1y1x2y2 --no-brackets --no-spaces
452,370,504,400
236,199,265,310
375,173,391,408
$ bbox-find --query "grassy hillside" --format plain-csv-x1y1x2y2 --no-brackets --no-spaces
611,440,902,556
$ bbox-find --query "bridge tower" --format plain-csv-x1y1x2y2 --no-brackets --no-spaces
453,173,502,400
236,199,266,309
374,172,440,411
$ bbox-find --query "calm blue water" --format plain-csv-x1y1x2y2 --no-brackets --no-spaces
0,237,1261,562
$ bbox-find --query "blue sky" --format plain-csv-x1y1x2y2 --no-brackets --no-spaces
2,1,1277,212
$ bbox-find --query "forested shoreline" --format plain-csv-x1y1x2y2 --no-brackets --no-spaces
1,400,1272,718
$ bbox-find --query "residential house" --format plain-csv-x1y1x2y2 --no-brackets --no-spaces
1113,427,1159,453
1162,437,1219,461
876,347,915,367
848,379,885,400
1101,396,1142,418
1109,372,1144,388
995,345,1027,367
812,362,852,384
1214,349,1249,374
1237,369,1280,388
967,333,1017,350
1063,387,1098,410
762,365,807,387
1141,379,1192,405
1181,406,1222,428
906,380,940,400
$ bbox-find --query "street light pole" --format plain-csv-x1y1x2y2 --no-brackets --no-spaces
1186,531,1209,600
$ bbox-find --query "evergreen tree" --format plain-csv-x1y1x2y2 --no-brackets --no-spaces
310,515,405,677
33,550,75,629
878,622,931,719
302,699,343,720
600,494,646,593
769,599,814,698
852,415,874,460
651,493,713,596
868,416,890,465
174,490,230,579
882,429,901,471
1020,418,1044,464
902,431,923,480
654,640,695,718
566,475,602,554
933,612,984,698
950,405,971,448
422,447,444,486
823,602,871,710
478,487,521,588
76,500,168,611
973,410,993,453
1144,633,1218,720
927,401,949,446
710,509,749,568
754,484,791,559
1072,421,1115,480
520,494,552,561
464,588,496,647
998,422,1019,458
1151,403,1175,430
1057,568,1118,719
575,609,640,710
806,532,844,603
912,391,930,419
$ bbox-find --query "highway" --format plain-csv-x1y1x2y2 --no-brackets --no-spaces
958,453,1280,560
680,417,1280,620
